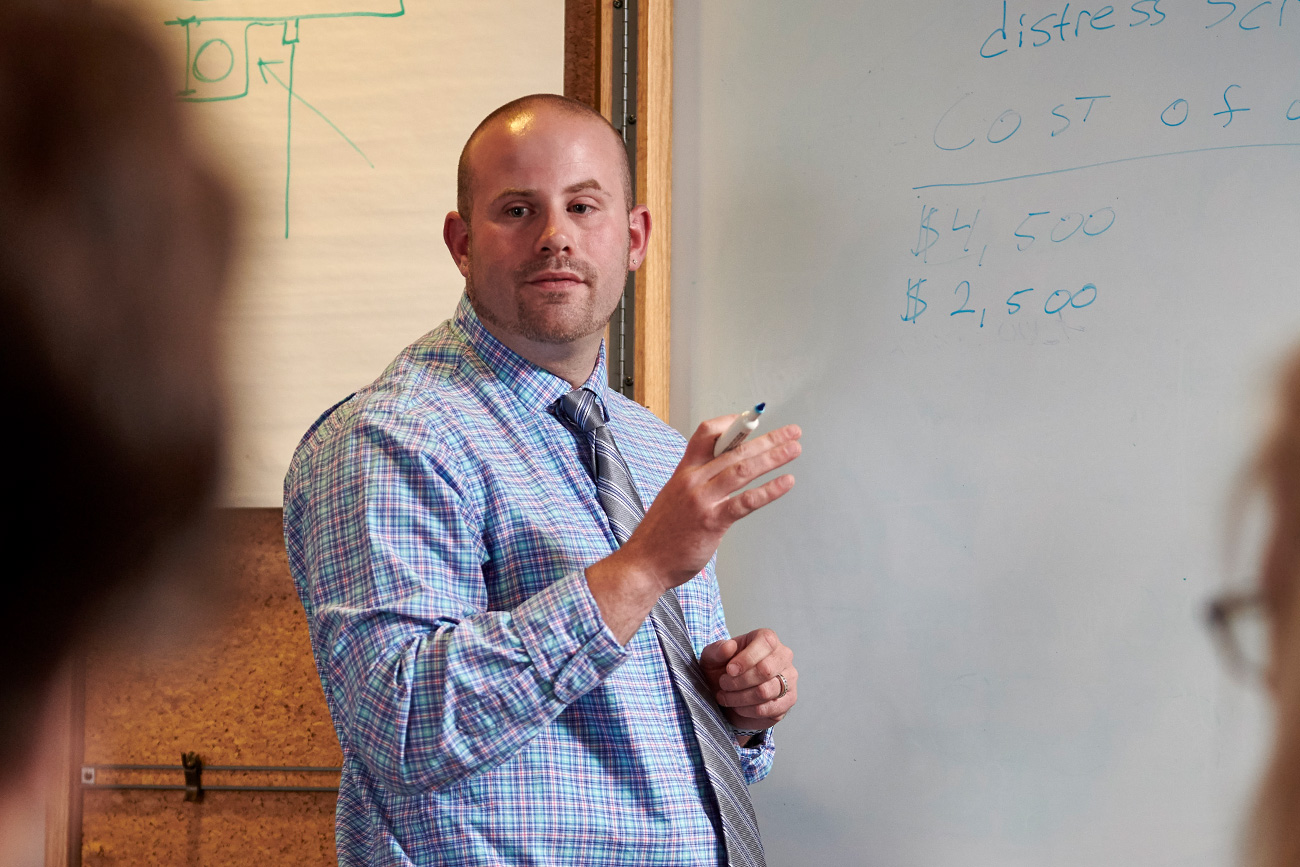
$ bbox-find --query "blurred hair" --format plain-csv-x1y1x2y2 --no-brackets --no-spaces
0,1,236,781
1248,350,1300,867
456,93,633,222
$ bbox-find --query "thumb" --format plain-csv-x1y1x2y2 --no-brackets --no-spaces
700,638,739,670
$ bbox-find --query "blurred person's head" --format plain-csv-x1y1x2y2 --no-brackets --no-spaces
1247,351,1300,867
0,1,236,856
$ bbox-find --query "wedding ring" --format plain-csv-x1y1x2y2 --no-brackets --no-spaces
775,672,789,699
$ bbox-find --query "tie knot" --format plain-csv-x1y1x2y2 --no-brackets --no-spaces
553,387,607,434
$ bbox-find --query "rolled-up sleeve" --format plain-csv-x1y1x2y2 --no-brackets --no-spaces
285,405,629,796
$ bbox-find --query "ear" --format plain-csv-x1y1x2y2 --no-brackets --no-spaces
443,211,471,278
627,205,652,271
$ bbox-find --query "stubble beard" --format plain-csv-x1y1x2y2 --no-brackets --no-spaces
466,245,628,346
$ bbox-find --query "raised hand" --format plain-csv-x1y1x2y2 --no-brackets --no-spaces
585,416,801,643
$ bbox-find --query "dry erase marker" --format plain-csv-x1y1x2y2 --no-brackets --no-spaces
714,403,765,457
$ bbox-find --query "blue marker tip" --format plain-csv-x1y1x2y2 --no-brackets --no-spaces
755,403,765,413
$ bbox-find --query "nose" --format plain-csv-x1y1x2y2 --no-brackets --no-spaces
535,207,574,257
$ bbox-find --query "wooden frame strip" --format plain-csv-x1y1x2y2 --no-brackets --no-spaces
633,0,672,422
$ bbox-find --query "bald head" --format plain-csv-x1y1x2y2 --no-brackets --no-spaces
457,94,632,222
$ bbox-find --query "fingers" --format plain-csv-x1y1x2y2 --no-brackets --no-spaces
722,628,791,689
707,425,802,494
716,669,790,707
713,629,798,726
719,667,798,722
666,424,801,542
699,638,739,672
685,419,803,481
723,474,796,522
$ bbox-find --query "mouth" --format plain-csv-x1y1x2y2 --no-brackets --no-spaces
525,271,586,290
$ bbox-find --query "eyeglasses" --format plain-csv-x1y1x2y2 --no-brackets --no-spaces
1206,590,1270,681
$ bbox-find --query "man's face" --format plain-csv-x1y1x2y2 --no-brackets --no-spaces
454,110,637,347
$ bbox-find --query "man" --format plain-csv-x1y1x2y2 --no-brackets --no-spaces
284,94,801,866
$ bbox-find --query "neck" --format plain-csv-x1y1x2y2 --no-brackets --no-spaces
475,319,604,388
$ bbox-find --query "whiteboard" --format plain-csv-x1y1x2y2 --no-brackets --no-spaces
120,0,564,505
672,3,1297,864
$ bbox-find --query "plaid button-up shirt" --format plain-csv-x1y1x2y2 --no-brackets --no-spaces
284,294,774,866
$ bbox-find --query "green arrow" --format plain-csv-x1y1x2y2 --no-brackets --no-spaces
257,58,374,168
257,58,284,84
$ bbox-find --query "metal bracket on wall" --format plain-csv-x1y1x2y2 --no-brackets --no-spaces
80,758,342,798
181,752,203,802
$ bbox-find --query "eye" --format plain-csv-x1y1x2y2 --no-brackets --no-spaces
570,203,593,215
506,205,530,218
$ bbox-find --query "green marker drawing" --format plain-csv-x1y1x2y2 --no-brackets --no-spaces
284,40,295,239
165,2,405,238
258,59,375,169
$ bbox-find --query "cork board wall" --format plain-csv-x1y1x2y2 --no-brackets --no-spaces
81,509,340,866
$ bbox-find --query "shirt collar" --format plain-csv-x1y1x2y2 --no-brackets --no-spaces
452,293,610,413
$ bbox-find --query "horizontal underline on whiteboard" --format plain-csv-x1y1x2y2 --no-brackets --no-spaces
164,13,402,24
912,142,1300,190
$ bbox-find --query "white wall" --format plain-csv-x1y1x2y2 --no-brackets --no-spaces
126,0,564,505
672,3,1292,864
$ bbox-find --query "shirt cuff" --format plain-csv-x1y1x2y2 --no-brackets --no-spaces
737,726,776,784
513,570,629,704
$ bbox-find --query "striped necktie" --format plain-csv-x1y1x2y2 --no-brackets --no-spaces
552,386,766,867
